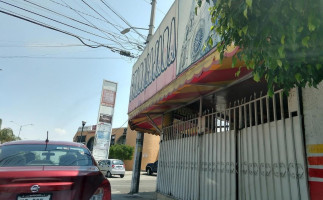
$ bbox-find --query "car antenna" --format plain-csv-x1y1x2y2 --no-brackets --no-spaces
45,131,49,151
45,131,49,143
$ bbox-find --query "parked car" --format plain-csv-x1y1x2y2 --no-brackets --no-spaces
98,159,125,178
0,140,111,200
146,160,158,175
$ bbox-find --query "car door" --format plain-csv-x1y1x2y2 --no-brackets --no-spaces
107,160,111,171
99,160,108,173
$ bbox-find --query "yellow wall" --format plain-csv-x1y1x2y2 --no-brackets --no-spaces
124,127,160,171
73,130,95,145
111,127,125,144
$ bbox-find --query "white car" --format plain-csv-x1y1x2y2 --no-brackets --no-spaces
98,159,125,178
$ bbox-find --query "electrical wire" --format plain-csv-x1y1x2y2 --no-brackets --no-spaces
0,56,124,59
0,7,136,58
77,0,144,52
111,119,129,135
48,0,124,30
0,1,118,43
2,1,141,54
100,0,147,40
60,0,133,51
90,0,143,46
22,0,129,45
80,0,121,32
0,44,109,48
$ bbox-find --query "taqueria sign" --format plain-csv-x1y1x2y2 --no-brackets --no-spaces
128,0,219,113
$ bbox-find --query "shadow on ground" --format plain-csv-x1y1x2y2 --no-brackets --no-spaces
142,173,157,177
112,192,156,200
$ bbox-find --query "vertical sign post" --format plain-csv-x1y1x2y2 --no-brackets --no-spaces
92,80,118,161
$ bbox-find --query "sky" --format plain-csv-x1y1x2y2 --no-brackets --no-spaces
0,0,175,141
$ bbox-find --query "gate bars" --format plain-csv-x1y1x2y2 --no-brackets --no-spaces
157,90,309,200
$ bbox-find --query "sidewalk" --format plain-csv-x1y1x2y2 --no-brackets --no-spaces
112,192,156,200
109,171,157,200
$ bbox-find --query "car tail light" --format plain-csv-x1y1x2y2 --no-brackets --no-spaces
123,164,125,168
89,179,111,200
112,165,115,168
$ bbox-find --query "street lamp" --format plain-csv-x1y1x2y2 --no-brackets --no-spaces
10,121,33,138
79,121,86,144
120,27,149,35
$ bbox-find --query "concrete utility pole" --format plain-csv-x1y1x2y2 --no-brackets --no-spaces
130,132,144,193
146,0,156,43
130,0,156,194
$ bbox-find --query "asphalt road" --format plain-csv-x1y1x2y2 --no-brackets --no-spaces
108,171,157,199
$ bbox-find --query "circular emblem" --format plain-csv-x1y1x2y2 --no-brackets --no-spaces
191,19,205,61
30,185,40,193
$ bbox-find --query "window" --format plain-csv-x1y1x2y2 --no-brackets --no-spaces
0,144,93,167
112,160,123,165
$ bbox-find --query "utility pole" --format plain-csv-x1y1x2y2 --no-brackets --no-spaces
130,0,156,194
130,132,144,193
146,0,156,43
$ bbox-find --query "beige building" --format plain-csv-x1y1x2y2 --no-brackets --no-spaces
73,125,160,171
73,125,96,151
123,128,160,171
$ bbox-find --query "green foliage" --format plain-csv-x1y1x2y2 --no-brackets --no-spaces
198,0,323,95
0,128,20,143
109,144,135,161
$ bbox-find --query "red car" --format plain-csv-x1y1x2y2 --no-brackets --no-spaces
0,140,111,200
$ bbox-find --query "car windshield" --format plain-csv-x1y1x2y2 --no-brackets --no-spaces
0,144,93,167
112,160,123,165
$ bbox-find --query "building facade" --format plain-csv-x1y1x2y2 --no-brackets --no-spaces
127,0,321,199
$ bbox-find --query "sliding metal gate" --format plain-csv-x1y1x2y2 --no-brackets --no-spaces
157,90,309,200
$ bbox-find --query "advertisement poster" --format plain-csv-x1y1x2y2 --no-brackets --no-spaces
92,80,117,161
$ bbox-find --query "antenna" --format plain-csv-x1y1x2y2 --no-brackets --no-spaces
46,131,49,143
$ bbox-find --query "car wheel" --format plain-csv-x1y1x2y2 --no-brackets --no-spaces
120,174,124,178
147,168,152,175
107,171,112,178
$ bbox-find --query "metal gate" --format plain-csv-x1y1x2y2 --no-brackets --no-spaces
157,90,309,200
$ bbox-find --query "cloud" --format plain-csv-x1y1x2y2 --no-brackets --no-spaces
54,128,67,135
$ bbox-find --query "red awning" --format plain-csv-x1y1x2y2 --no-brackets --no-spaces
128,46,251,135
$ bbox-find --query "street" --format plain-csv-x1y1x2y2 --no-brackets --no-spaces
108,171,157,200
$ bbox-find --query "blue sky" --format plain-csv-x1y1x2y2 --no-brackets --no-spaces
0,0,175,141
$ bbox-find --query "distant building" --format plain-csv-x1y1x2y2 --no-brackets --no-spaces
73,125,160,171
73,125,96,152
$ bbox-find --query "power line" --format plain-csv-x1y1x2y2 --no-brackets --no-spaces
80,0,121,32
22,0,126,43
0,56,124,59
48,0,124,29
0,44,110,47
60,0,135,51
0,1,118,43
111,119,129,135
0,8,137,58
90,0,143,46
100,0,147,40
77,0,143,51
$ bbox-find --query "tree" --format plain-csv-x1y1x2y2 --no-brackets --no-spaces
109,144,135,161
0,128,20,143
198,0,323,95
